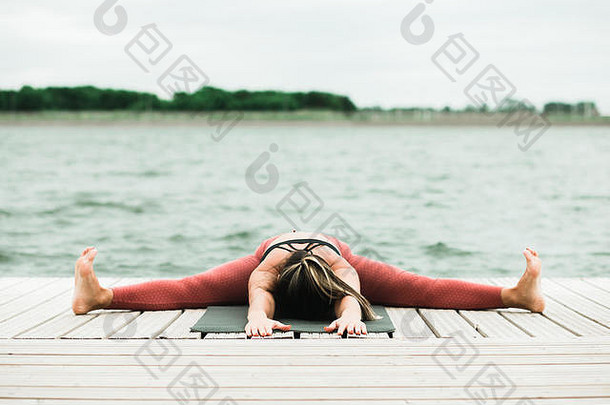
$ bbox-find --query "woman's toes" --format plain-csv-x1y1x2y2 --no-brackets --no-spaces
75,249,97,278
82,247,94,256
86,248,98,261
526,247,538,257
81,248,98,264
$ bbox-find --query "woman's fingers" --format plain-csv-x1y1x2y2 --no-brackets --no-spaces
324,320,338,332
324,319,368,336
245,320,292,338
247,319,369,337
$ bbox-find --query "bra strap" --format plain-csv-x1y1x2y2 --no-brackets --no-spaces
260,238,341,261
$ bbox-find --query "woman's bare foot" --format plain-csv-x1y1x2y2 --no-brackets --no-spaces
501,247,545,312
72,247,113,315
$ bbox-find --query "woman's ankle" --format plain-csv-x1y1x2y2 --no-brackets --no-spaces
500,287,518,308
101,288,114,309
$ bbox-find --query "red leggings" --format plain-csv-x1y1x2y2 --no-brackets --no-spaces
108,234,505,310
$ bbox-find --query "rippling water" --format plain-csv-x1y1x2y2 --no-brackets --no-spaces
1,124,609,278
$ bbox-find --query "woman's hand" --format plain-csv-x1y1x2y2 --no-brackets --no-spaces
324,314,368,336
245,316,291,337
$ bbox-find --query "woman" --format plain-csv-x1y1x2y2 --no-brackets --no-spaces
72,230,545,337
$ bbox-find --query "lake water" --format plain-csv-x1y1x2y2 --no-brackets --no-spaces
1,124,609,279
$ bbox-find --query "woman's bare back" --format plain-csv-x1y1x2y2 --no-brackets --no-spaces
259,230,345,271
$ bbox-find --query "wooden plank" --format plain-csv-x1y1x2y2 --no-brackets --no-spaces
459,310,529,338
457,277,530,338
1,382,609,401
386,307,435,338
402,400,610,405
2,363,608,385
3,395,414,405
205,332,297,339
6,277,122,339
0,291,72,339
109,310,182,339
0,277,31,292
0,278,73,323
221,332,385,340
347,332,390,339
583,277,610,293
3,352,609,366
418,309,481,338
542,299,610,337
551,278,610,309
250,332,295,339
3,338,610,353
486,277,517,288
159,309,206,339
13,312,98,339
0,277,60,307
301,331,389,339
204,332,248,339
2,366,607,388
500,312,576,338
7,401,608,405
203,332,297,340
542,279,610,327
61,311,141,339
301,332,342,339
9,342,609,356
0,401,411,405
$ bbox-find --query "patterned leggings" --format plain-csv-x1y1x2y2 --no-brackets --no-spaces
108,234,504,310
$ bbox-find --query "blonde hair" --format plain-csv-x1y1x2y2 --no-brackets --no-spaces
273,250,381,321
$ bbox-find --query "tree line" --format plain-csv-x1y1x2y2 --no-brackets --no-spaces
0,86,357,112
0,86,599,116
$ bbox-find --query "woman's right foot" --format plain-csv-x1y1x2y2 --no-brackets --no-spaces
501,247,545,312
72,247,113,315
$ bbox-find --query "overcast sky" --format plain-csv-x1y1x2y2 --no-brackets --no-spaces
2,1,609,113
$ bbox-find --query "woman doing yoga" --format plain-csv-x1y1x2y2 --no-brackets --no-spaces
72,230,545,337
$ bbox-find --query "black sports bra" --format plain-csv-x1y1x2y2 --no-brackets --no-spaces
260,238,341,262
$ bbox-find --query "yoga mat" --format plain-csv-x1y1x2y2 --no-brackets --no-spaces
190,305,395,337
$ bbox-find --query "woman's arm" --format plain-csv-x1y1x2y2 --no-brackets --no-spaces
247,266,277,320
245,264,291,337
324,260,368,335
333,265,362,318
334,295,361,319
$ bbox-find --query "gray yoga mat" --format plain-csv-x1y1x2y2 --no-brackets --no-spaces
191,305,395,337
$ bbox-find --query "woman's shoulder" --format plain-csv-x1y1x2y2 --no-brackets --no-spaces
268,231,333,244
259,231,342,266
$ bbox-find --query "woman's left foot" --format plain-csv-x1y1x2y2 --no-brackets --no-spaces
502,248,545,312
72,247,113,315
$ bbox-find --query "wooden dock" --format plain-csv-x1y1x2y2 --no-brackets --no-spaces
1,277,609,404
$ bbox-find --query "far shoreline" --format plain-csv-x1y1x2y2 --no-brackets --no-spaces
1,111,608,127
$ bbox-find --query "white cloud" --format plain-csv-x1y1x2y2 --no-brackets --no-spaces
1,0,609,113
